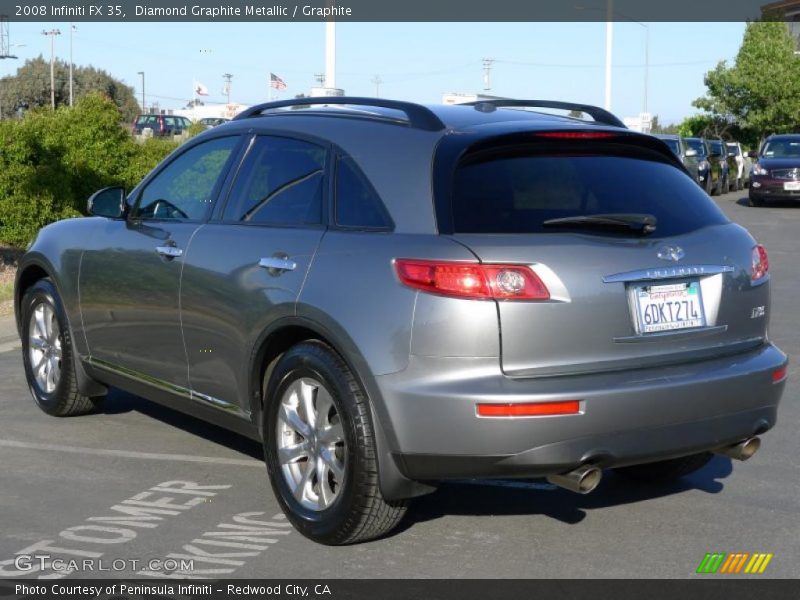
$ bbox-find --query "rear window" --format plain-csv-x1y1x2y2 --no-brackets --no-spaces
452,150,728,237
686,138,707,156
660,139,680,155
727,143,740,156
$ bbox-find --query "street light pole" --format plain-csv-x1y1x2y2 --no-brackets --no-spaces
137,71,145,112
41,29,61,110
604,0,613,110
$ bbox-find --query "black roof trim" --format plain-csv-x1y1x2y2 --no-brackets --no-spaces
233,97,447,132
463,99,626,129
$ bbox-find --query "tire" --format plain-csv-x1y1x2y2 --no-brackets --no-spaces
703,175,713,196
263,340,407,545
20,278,97,417
615,452,713,483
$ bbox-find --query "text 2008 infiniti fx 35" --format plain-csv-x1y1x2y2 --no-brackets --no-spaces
15,98,788,544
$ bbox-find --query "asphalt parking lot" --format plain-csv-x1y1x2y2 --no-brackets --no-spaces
0,194,798,579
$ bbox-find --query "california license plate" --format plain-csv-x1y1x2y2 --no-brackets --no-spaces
783,181,800,191
634,281,705,334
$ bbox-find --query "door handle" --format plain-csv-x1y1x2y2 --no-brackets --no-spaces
259,257,297,272
156,245,183,258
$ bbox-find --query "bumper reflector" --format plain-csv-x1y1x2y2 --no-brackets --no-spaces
772,366,788,384
477,400,580,417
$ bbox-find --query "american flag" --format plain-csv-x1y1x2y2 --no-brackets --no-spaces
270,73,287,90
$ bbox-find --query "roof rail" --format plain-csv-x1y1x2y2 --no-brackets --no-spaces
233,96,446,131
464,99,626,129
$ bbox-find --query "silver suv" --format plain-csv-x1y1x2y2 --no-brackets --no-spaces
15,98,788,544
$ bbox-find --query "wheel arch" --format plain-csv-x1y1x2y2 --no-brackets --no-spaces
15,255,106,397
249,314,435,501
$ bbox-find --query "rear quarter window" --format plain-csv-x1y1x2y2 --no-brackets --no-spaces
452,147,728,237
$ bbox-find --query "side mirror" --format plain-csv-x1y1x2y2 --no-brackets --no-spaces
685,149,698,157
87,186,127,219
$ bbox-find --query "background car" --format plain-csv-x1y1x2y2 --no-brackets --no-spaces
686,137,721,195
131,114,193,137
653,134,702,186
15,97,787,545
727,141,752,188
198,117,231,129
749,133,800,206
707,138,737,192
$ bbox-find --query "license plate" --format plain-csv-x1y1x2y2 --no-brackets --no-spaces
634,281,705,334
783,181,800,191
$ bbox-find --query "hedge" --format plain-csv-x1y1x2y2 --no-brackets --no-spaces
0,93,178,248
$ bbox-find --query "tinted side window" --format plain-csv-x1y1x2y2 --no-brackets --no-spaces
335,156,392,229
223,136,326,226
452,150,728,237
135,136,239,221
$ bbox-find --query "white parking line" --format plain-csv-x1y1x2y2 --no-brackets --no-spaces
0,439,262,467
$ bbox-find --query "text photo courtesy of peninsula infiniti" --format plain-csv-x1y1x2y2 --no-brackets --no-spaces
14,98,788,544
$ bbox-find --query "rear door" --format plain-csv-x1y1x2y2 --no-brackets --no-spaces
447,134,770,377
180,134,328,413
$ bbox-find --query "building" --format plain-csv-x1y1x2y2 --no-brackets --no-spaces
623,113,653,134
442,92,507,105
173,102,250,122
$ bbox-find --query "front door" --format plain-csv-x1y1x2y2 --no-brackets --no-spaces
80,135,241,389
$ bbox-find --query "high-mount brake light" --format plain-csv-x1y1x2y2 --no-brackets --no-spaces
535,131,617,140
394,259,550,301
752,244,769,282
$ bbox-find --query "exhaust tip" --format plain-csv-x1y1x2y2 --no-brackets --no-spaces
714,436,761,461
547,464,602,494
577,467,602,493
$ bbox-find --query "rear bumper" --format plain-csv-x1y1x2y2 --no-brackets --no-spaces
376,344,787,480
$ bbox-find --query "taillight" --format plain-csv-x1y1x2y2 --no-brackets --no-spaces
772,365,788,384
394,259,549,300
535,131,617,140
751,244,769,282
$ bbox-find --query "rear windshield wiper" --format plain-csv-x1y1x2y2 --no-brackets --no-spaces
542,213,657,234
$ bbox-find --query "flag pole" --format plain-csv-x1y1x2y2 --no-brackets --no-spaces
268,74,273,102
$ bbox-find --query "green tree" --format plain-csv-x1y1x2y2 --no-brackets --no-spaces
0,57,140,122
0,93,176,247
693,21,800,147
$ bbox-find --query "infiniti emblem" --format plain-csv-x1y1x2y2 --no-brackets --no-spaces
657,245,685,262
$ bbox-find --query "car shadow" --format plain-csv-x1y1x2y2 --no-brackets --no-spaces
735,197,798,208
94,386,264,461
90,386,735,533
397,456,734,531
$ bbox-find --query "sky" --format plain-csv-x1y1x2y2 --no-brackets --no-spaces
2,21,747,124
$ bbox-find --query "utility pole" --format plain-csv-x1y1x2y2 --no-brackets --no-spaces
137,71,145,112
222,73,233,104
1,15,20,119
69,24,76,106
482,58,494,92
42,28,61,110
371,75,382,98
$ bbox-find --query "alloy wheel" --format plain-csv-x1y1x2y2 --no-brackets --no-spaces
28,302,62,393
276,377,347,511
